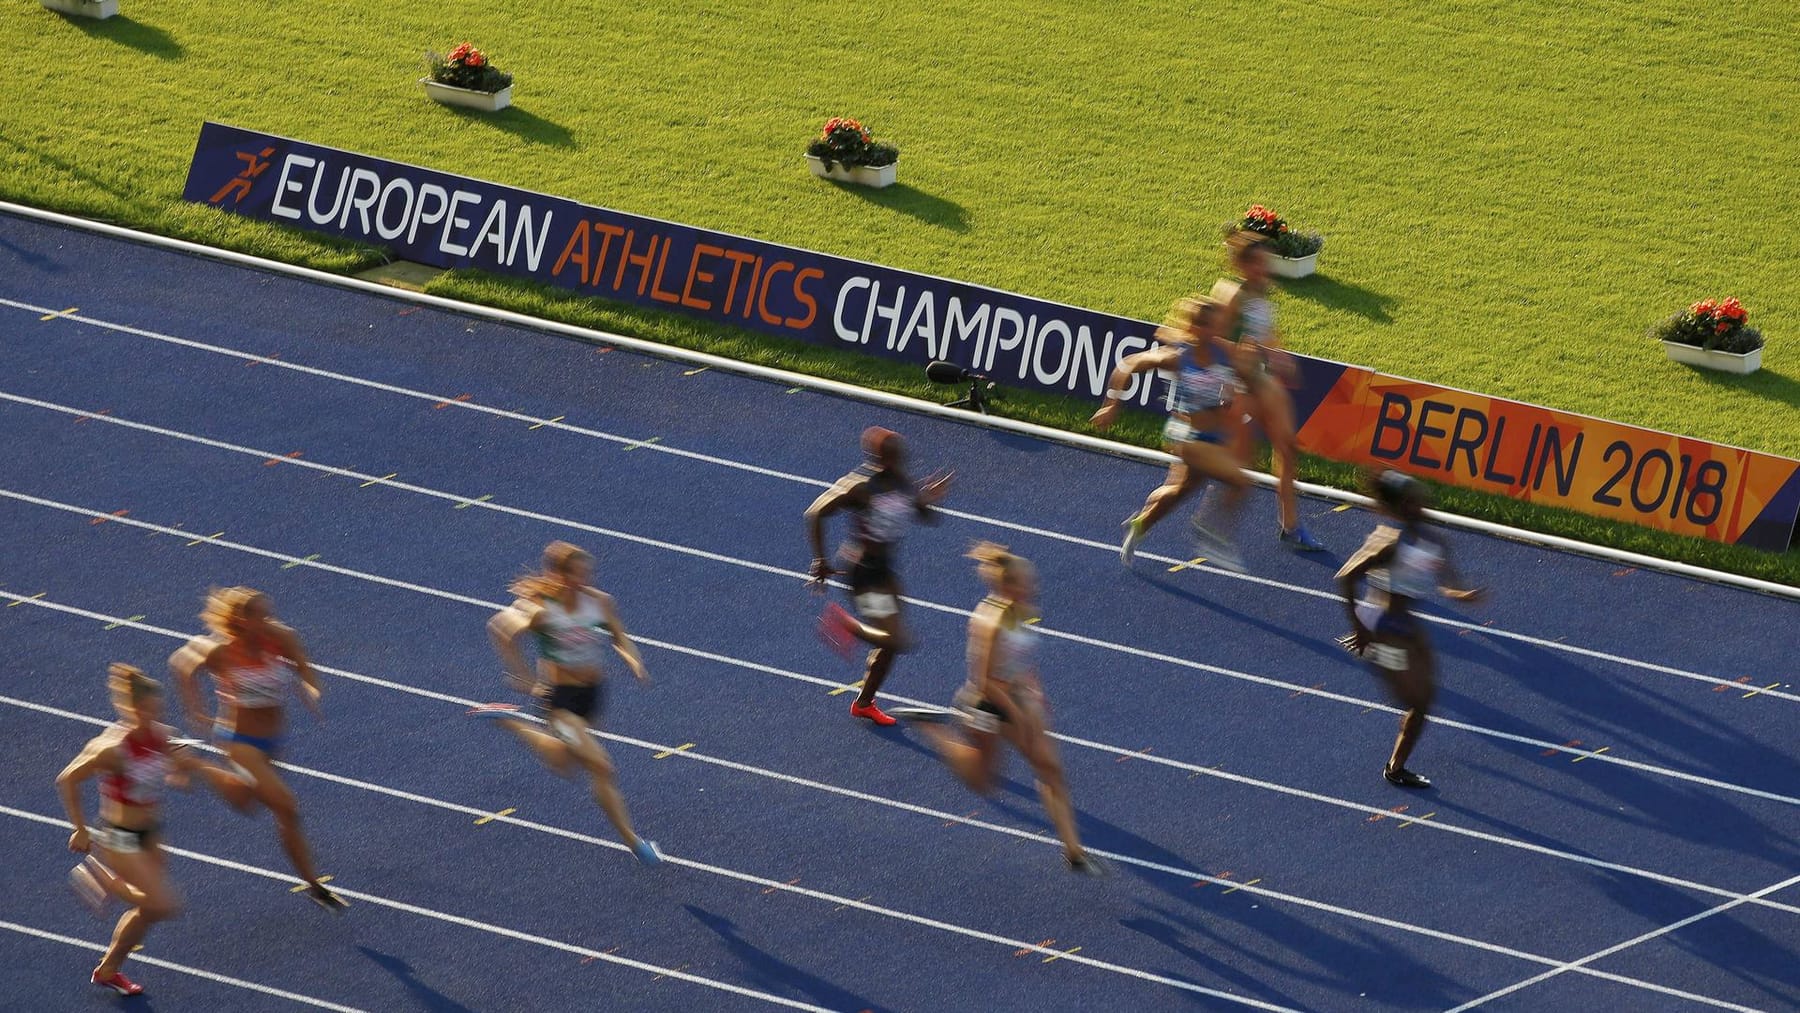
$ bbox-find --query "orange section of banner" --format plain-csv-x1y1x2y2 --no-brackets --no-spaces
1294,372,1797,547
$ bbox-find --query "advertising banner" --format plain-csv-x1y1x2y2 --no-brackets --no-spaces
185,122,1799,550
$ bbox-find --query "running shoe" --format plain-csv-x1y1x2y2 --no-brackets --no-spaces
633,839,663,866
1066,852,1113,877
1189,519,1247,574
1384,767,1431,789
816,603,861,662
91,970,144,996
465,702,525,724
1279,524,1327,552
1119,514,1146,567
305,882,349,912
849,700,898,726
69,858,109,917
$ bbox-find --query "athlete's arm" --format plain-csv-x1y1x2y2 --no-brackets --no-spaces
593,590,650,684
1089,345,1182,430
1335,527,1400,649
56,731,122,853
168,636,223,736
1436,545,1484,603
804,476,865,583
488,599,544,691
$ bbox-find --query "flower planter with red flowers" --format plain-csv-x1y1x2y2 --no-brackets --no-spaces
422,43,513,112
42,0,117,19
1652,297,1764,375
1226,204,1324,279
804,118,899,189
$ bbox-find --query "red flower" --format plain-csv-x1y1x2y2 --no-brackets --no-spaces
1719,297,1746,321
467,51,486,67
1691,298,1718,317
1715,321,1731,335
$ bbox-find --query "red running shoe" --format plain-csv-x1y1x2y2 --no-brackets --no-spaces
92,970,144,996
816,603,860,662
849,700,897,726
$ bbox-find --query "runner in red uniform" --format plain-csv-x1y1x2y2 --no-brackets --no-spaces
59,664,252,997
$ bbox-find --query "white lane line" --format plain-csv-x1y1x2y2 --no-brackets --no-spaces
4,525,1799,917
1442,871,1800,1013
0,696,1749,1012
0,919,369,1011
5,396,1796,792
0,787,1290,1011
2,476,1795,811
1,298,1787,700
0,807,840,1012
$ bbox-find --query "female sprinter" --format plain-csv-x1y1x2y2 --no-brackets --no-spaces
472,541,661,865
912,544,1106,875
1091,295,1252,572
806,426,953,725
1213,230,1327,552
60,664,252,996
1335,471,1483,788
169,587,345,909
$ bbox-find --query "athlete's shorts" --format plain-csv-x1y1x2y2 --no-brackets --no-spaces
542,682,602,722
1354,603,1419,670
848,556,900,619
215,724,282,758
1162,419,1225,446
92,820,159,854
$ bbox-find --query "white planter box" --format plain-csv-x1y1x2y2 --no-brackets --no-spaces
421,79,512,112
1268,251,1319,279
805,155,897,189
42,0,117,18
1661,341,1762,375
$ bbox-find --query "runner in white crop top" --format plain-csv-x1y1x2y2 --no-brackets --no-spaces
475,541,661,866
1336,472,1484,790
1092,295,1252,572
911,544,1108,876
169,587,343,910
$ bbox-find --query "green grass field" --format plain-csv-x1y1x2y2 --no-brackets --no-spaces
3,1,1797,582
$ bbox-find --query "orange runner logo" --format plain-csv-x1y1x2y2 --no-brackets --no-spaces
207,146,277,205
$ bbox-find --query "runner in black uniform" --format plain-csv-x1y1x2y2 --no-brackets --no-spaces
806,427,953,725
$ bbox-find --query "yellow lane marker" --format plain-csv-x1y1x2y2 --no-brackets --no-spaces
474,808,516,826
7,592,46,608
1221,878,1262,895
1396,812,1436,830
453,494,494,510
1332,502,1356,512
682,367,709,376
103,614,146,631
827,679,865,697
280,553,321,570
785,387,804,394
1571,746,1612,764
359,472,398,488
289,875,334,893
528,415,566,431
1014,938,1055,957
1042,946,1082,964
1168,556,1208,573
653,743,695,759
185,530,226,547
1743,682,1783,699
623,436,662,451
39,307,78,321
1024,616,1041,625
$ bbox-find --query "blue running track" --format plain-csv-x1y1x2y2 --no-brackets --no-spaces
1,209,1796,1012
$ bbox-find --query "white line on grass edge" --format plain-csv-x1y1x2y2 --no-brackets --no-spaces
2,200,1793,600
